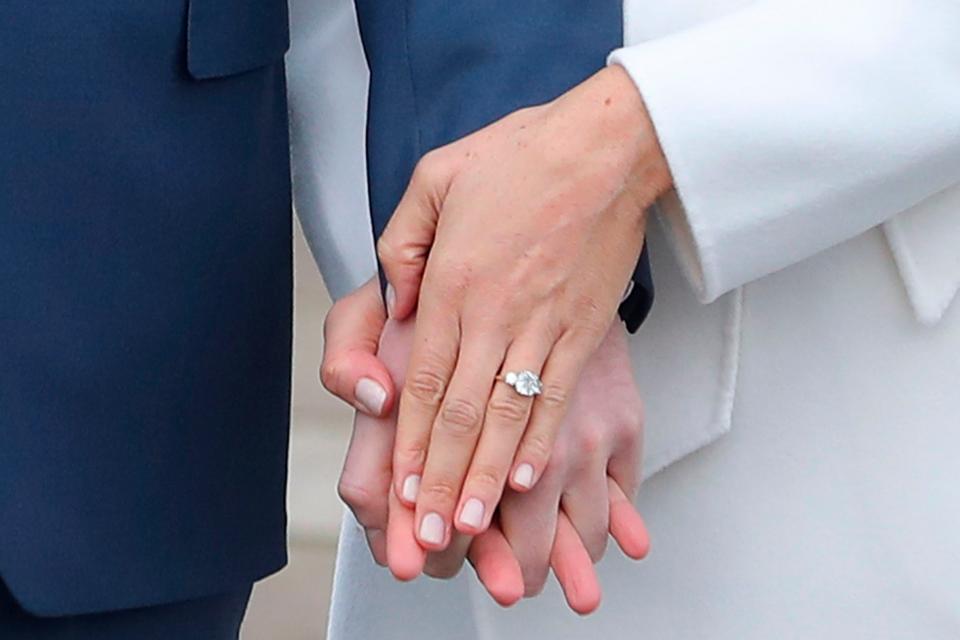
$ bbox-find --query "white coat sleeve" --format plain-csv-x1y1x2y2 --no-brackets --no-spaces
609,0,960,303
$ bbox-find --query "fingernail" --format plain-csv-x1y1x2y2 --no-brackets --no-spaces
419,512,444,545
385,284,396,318
402,474,421,502
355,377,387,416
459,498,485,529
513,463,535,489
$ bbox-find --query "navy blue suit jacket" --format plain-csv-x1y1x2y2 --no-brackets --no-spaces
1,0,292,616
355,0,653,331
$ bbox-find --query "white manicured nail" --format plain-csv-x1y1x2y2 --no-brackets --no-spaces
355,378,387,416
419,512,444,545
459,498,485,529
385,284,396,318
513,463,535,489
402,474,421,502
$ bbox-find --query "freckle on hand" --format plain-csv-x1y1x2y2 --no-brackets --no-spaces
604,97,612,106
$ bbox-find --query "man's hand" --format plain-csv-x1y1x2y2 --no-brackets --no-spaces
377,65,672,550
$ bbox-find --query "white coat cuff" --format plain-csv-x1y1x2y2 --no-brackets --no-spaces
609,0,960,304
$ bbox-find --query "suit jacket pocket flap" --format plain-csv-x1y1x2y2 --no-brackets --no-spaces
187,0,290,80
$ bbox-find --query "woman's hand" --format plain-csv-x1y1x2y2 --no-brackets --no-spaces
378,65,670,549
385,319,650,614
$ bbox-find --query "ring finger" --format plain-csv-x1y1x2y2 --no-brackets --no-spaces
453,328,555,534
509,331,593,492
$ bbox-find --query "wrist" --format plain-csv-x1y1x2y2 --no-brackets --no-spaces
577,66,673,211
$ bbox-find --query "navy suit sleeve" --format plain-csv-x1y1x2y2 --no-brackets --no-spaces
356,0,653,330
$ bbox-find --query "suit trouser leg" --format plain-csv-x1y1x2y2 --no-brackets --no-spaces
0,579,252,640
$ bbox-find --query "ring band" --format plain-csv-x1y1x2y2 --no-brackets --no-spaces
496,370,544,397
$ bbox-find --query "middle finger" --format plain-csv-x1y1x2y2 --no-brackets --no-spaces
454,327,555,535
413,333,505,549
391,300,460,508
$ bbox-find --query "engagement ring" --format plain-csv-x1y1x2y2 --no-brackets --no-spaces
497,370,544,397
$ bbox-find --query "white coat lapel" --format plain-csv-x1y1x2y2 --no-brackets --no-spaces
883,184,960,326
631,219,742,480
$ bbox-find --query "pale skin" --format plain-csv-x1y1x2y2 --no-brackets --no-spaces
375,65,672,550
321,279,650,611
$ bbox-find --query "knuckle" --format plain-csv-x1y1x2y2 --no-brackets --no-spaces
405,367,448,406
337,480,374,513
568,318,609,348
466,465,503,493
377,233,423,272
318,358,341,393
422,479,459,505
487,394,530,423
539,383,570,411
375,235,400,267
575,301,612,332
521,431,554,464
413,150,447,185
438,397,484,437
576,429,604,456
429,260,472,298
396,444,427,469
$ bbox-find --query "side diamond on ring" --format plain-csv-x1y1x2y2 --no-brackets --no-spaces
503,370,543,397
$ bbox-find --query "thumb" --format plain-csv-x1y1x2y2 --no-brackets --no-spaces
376,151,451,321
320,277,396,417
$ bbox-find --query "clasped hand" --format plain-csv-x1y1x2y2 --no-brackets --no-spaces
320,66,671,611
324,281,648,612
